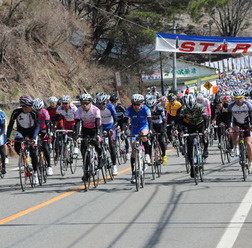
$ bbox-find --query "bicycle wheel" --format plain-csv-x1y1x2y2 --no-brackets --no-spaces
60,144,67,176
43,155,47,183
225,135,231,163
176,139,180,157
116,136,121,165
151,141,157,180
82,151,91,191
199,147,204,182
220,135,227,165
239,142,248,181
37,153,43,186
19,154,30,191
140,160,145,188
53,137,59,166
157,143,162,177
70,145,78,174
91,148,99,188
106,146,114,181
209,128,214,147
135,152,141,191
192,144,199,185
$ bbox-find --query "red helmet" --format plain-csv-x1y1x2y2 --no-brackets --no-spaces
160,96,168,103
223,95,231,103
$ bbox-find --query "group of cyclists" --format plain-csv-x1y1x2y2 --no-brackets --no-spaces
1,80,252,186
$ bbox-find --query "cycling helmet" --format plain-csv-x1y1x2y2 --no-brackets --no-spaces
96,92,108,104
131,94,144,103
33,98,44,111
61,95,71,103
19,95,34,107
110,94,119,103
49,96,58,103
214,97,222,106
168,93,176,102
80,93,92,102
160,96,168,103
223,95,231,103
196,94,204,104
145,96,157,108
233,89,246,97
185,94,197,110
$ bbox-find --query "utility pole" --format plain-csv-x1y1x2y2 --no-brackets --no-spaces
159,52,164,95
172,19,177,93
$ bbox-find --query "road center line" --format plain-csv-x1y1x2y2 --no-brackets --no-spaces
0,148,174,225
216,184,252,248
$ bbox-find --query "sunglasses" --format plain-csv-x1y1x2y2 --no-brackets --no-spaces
62,103,69,105
81,101,91,105
133,103,141,106
98,103,106,105
235,96,244,100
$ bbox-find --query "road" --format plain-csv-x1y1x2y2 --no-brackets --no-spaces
0,142,252,248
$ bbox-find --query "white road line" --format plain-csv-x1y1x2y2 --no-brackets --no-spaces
9,167,19,171
216,184,252,248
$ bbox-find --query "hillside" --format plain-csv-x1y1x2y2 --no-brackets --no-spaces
0,0,127,108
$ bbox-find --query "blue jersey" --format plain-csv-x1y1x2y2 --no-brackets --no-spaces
125,104,151,129
150,104,166,125
100,103,117,130
0,110,6,134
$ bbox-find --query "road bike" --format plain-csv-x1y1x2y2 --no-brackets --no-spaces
11,139,34,191
128,134,147,191
230,129,250,181
115,126,127,165
150,132,162,180
184,132,205,185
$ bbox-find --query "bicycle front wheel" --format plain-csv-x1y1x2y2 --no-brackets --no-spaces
135,152,141,191
60,144,67,176
220,136,227,165
151,142,157,180
37,153,43,186
192,144,199,185
19,154,31,191
239,142,248,181
82,151,91,191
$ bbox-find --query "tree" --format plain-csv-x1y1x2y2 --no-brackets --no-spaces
188,0,252,37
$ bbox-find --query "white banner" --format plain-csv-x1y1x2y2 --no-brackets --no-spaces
223,59,228,71
218,60,223,73
228,58,233,71
245,56,249,68
237,58,241,71
156,33,252,54
240,57,245,69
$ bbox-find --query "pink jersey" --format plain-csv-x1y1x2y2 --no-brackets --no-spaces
38,108,50,130
76,105,101,129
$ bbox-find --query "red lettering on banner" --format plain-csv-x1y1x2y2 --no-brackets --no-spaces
200,42,215,52
213,44,228,53
179,42,195,52
232,44,251,53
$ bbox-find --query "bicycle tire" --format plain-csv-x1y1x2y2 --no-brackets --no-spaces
82,151,90,191
106,146,114,181
53,137,59,166
192,144,199,185
19,154,31,191
239,142,248,181
157,143,162,177
151,141,157,180
220,135,227,165
140,160,145,188
91,148,99,188
43,156,47,183
116,136,121,165
199,147,204,182
225,135,231,163
70,148,78,174
60,144,67,176
37,154,43,186
135,152,140,191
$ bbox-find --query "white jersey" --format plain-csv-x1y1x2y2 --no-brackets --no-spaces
56,103,77,122
228,101,252,125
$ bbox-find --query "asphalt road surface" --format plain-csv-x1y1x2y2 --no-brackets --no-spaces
0,142,252,248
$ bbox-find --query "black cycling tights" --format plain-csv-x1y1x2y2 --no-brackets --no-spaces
0,145,6,168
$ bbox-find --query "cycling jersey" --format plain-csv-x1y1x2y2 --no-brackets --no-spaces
151,104,166,125
165,101,182,117
47,106,63,129
228,100,252,125
0,113,5,145
125,104,151,138
76,104,101,129
38,108,50,131
116,103,126,122
0,110,6,135
100,103,117,131
7,107,39,139
56,103,77,129
180,103,206,126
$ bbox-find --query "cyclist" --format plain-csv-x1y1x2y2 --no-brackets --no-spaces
150,86,160,100
165,93,182,142
159,96,168,112
55,95,77,131
123,94,152,183
227,89,252,171
178,94,209,178
74,94,103,176
33,98,53,176
145,96,167,166
110,94,130,160
47,96,64,130
6,96,40,184
96,92,118,176
0,110,6,174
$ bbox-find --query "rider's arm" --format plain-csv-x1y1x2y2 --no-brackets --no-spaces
95,117,101,135
6,110,17,139
112,115,118,130
33,120,40,139
121,116,129,132
147,116,153,131
74,119,81,136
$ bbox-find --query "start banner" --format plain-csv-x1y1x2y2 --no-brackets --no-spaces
155,33,252,54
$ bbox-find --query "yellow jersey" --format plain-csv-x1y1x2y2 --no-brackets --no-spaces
165,101,182,117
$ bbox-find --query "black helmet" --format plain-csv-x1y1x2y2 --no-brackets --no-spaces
110,94,119,103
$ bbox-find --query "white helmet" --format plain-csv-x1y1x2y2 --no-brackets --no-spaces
185,94,197,110
145,96,157,107
131,94,144,103
233,89,246,97
96,92,108,104
80,93,92,102
33,98,44,111
49,96,58,103
61,95,71,104
196,94,204,104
